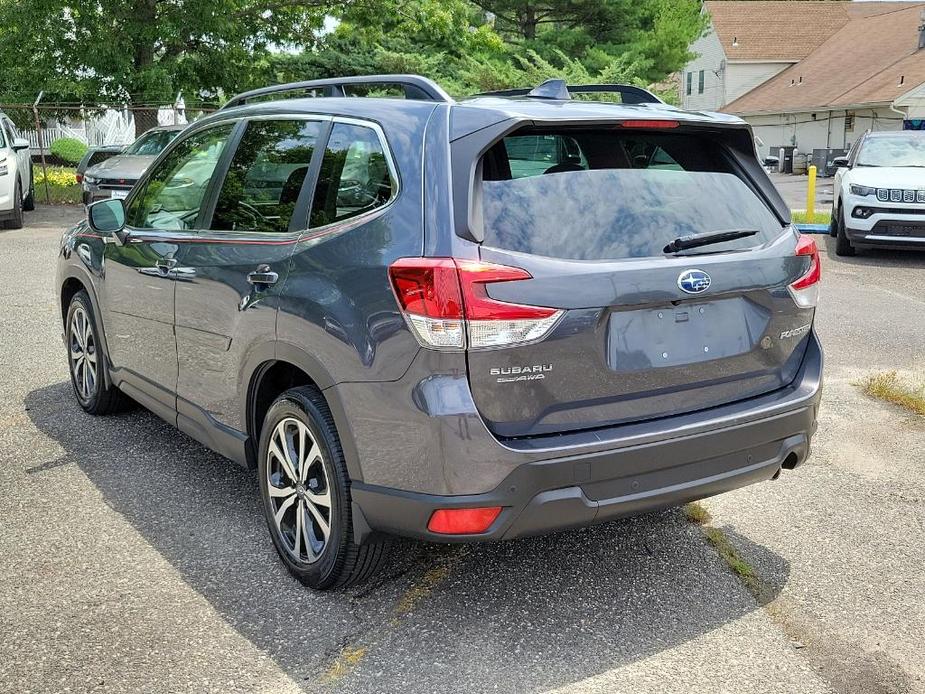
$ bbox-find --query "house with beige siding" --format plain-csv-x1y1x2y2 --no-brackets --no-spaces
680,1,925,159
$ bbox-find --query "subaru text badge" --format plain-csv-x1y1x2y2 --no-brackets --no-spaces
678,269,711,294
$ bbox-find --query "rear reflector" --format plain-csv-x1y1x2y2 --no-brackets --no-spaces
427,507,502,535
389,258,563,350
788,235,821,308
619,120,680,129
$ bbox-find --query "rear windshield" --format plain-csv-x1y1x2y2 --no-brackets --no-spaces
479,128,783,260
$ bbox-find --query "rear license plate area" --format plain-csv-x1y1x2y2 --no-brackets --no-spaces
607,298,768,371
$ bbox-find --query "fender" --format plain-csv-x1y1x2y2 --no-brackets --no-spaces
59,263,115,391
242,340,364,482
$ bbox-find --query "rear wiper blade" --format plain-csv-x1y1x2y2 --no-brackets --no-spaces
664,228,759,254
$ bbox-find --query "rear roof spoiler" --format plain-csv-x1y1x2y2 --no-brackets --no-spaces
222,74,454,109
478,79,663,105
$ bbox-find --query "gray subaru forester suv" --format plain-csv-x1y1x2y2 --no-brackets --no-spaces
56,75,823,590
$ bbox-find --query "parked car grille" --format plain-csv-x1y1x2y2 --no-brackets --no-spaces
875,188,925,204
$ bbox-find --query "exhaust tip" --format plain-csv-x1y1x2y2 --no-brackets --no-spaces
781,452,800,470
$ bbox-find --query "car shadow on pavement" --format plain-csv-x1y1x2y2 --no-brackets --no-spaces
25,381,790,692
819,234,925,267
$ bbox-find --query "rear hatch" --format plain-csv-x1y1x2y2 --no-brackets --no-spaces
464,123,818,438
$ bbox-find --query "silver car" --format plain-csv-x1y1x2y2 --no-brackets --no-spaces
81,124,185,203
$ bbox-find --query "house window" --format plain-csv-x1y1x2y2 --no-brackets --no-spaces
698,70,705,94
686,72,692,96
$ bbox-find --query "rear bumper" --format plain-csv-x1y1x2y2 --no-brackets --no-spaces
351,332,822,543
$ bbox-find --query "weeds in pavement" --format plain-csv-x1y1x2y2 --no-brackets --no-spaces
684,502,760,599
858,371,925,416
683,502,712,525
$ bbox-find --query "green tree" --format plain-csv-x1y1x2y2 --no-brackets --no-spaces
0,0,331,133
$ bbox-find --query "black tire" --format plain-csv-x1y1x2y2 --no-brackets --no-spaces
65,290,129,415
22,168,35,211
835,206,856,257
258,386,388,590
828,204,837,237
6,181,23,229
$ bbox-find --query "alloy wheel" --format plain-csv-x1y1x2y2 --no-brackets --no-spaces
69,306,97,400
266,417,332,564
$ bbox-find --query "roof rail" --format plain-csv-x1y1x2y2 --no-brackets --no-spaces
222,74,454,109
477,80,663,105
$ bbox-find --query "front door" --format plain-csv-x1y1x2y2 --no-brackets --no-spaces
173,117,325,445
104,122,237,418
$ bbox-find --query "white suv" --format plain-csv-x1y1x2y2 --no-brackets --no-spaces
832,130,925,256
0,112,35,229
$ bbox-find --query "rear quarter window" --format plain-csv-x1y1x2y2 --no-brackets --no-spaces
479,128,783,260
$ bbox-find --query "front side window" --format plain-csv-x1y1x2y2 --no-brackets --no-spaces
211,119,321,233
479,128,782,261
124,129,181,156
856,135,925,168
127,124,234,231
309,123,394,228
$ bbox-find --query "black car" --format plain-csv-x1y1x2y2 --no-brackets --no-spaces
56,75,823,590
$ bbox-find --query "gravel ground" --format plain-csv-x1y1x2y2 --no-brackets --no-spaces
0,206,922,693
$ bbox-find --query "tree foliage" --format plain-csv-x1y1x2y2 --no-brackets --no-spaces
0,0,706,107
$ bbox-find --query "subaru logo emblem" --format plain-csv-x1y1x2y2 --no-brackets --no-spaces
678,269,711,294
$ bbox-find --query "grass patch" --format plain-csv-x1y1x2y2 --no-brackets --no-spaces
858,371,925,416
683,501,712,525
791,210,831,226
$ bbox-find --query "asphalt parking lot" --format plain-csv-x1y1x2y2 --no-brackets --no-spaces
1,206,923,694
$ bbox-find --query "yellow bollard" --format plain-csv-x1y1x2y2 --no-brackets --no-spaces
806,165,817,224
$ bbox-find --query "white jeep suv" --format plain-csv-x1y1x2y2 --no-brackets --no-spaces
0,112,35,229
832,130,925,256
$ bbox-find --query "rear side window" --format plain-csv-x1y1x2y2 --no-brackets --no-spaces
309,123,394,228
478,128,782,260
211,119,322,233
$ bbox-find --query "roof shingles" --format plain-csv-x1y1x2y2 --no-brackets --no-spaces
719,2,925,114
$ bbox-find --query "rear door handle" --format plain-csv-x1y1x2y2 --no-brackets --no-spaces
247,264,279,286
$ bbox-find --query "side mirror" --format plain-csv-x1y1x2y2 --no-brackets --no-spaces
87,198,126,235
832,156,849,168
11,137,29,151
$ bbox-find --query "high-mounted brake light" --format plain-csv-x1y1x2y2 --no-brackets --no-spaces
427,507,502,535
619,120,680,129
389,258,563,350
788,235,821,308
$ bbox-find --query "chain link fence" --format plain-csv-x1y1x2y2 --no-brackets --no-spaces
0,99,217,203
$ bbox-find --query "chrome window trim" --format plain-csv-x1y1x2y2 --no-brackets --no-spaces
124,112,401,243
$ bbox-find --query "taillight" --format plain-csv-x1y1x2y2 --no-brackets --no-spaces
389,258,563,350
427,507,502,534
788,235,821,308
75,173,83,183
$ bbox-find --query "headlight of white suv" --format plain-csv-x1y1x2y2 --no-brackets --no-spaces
849,184,876,197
